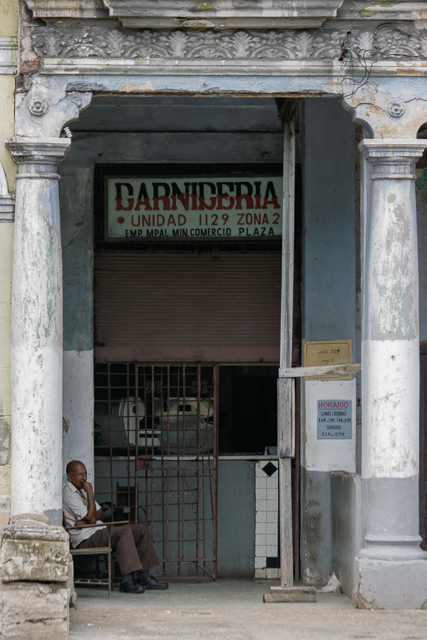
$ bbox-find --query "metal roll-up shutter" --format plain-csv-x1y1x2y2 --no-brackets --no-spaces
94,252,281,363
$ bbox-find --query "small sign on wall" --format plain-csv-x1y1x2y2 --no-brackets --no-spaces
304,340,352,380
317,399,352,440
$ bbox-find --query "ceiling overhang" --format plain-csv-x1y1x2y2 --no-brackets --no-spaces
25,0,347,28
101,0,346,29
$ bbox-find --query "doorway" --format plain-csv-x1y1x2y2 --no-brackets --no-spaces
82,96,302,579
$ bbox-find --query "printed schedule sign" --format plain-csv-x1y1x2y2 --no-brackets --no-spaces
106,176,282,240
317,400,352,440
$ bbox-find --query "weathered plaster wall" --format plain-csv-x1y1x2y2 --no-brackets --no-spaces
0,78,15,191
416,161,427,343
0,0,17,183
331,472,362,600
0,224,12,532
61,159,94,480
0,0,17,37
0,0,16,534
301,97,359,590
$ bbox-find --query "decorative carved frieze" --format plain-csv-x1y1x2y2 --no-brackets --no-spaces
32,23,427,61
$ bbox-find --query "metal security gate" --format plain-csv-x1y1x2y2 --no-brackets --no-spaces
94,363,218,579
94,252,282,364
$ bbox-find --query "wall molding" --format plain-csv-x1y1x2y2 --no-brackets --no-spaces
0,37,17,75
0,164,15,223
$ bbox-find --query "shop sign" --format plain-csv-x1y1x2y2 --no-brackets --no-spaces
317,400,352,440
106,176,282,240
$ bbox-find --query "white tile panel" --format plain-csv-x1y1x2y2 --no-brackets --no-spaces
266,511,278,523
266,522,278,535
256,522,267,535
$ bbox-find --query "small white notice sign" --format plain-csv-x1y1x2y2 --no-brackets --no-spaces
317,399,352,440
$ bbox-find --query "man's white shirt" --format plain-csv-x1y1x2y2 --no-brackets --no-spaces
63,480,106,548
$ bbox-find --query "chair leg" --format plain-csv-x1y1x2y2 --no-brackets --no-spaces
108,550,112,598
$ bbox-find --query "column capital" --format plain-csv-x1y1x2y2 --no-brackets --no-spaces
6,138,71,181
359,139,427,180
6,138,71,164
359,139,427,159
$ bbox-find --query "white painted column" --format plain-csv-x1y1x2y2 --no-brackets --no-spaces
6,138,70,526
357,139,427,607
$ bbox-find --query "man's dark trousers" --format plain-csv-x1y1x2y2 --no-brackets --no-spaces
76,523,158,576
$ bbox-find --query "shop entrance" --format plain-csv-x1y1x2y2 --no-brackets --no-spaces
93,362,286,580
86,96,301,580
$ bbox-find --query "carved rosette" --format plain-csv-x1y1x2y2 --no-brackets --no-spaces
387,98,407,119
29,97,49,116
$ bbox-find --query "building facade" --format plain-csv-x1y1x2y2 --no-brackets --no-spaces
2,1,427,637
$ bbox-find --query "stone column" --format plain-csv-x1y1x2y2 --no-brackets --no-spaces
0,139,70,640
357,139,427,609
8,138,70,525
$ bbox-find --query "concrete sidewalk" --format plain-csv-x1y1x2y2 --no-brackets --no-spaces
70,580,427,640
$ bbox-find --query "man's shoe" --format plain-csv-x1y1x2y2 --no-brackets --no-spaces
119,579,145,594
137,575,169,590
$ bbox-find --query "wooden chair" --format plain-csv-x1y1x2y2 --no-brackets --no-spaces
66,520,129,598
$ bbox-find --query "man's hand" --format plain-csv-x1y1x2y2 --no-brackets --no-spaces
81,481,97,524
73,519,87,527
82,481,94,496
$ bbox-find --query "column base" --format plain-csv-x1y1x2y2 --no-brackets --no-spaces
357,556,427,609
0,514,69,583
359,534,427,562
0,581,69,640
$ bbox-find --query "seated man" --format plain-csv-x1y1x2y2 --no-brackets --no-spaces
63,460,168,594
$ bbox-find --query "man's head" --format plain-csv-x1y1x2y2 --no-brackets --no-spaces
66,460,87,490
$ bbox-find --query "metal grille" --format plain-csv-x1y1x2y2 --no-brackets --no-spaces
94,363,218,579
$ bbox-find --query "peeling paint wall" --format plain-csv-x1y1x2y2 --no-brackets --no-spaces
61,159,95,481
331,471,362,600
301,97,359,590
0,0,16,535
416,157,427,343
0,0,17,189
